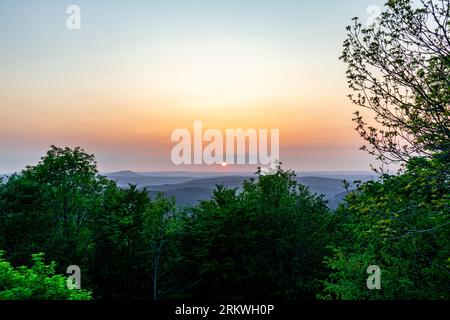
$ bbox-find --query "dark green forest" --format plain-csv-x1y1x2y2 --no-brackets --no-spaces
0,146,448,300
0,0,449,300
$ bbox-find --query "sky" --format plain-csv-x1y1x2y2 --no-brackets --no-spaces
0,0,386,173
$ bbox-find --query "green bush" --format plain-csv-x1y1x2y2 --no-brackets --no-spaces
0,252,92,300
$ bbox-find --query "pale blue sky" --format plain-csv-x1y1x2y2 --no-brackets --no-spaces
0,0,386,172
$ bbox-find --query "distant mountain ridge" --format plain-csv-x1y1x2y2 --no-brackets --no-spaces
103,170,376,210
108,170,144,178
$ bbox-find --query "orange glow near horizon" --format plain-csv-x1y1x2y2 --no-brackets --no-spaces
0,1,384,172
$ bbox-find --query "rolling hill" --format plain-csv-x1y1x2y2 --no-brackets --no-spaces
103,171,376,209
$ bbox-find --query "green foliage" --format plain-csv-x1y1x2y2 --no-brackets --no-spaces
0,146,108,272
323,155,450,300
1,144,448,300
0,146,178,300
144,194,178,301
1,0,448,302
89,183,152,299
0,252,91,300
0,174,54,265
162,165,332,300
330,0,450,300
89,184,175,300
341,0,450,163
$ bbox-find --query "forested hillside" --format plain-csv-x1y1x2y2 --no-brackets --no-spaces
0,145,448,300
0,0,448,300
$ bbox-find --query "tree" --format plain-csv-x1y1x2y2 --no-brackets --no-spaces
0,145,182,300
325,0,450,300
163,165,332,300
341,0,450,163
22,145,104,267
0,252,91,300
323,155,450,299
143,194,177,301
89,184,153,299
0,146,108,278
0,174,54,266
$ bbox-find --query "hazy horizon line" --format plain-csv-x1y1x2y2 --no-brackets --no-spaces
1,169,377,175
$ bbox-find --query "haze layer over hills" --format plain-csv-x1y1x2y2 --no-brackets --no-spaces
104,171,377,209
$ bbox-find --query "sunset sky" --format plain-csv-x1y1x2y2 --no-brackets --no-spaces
0,0,386,173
